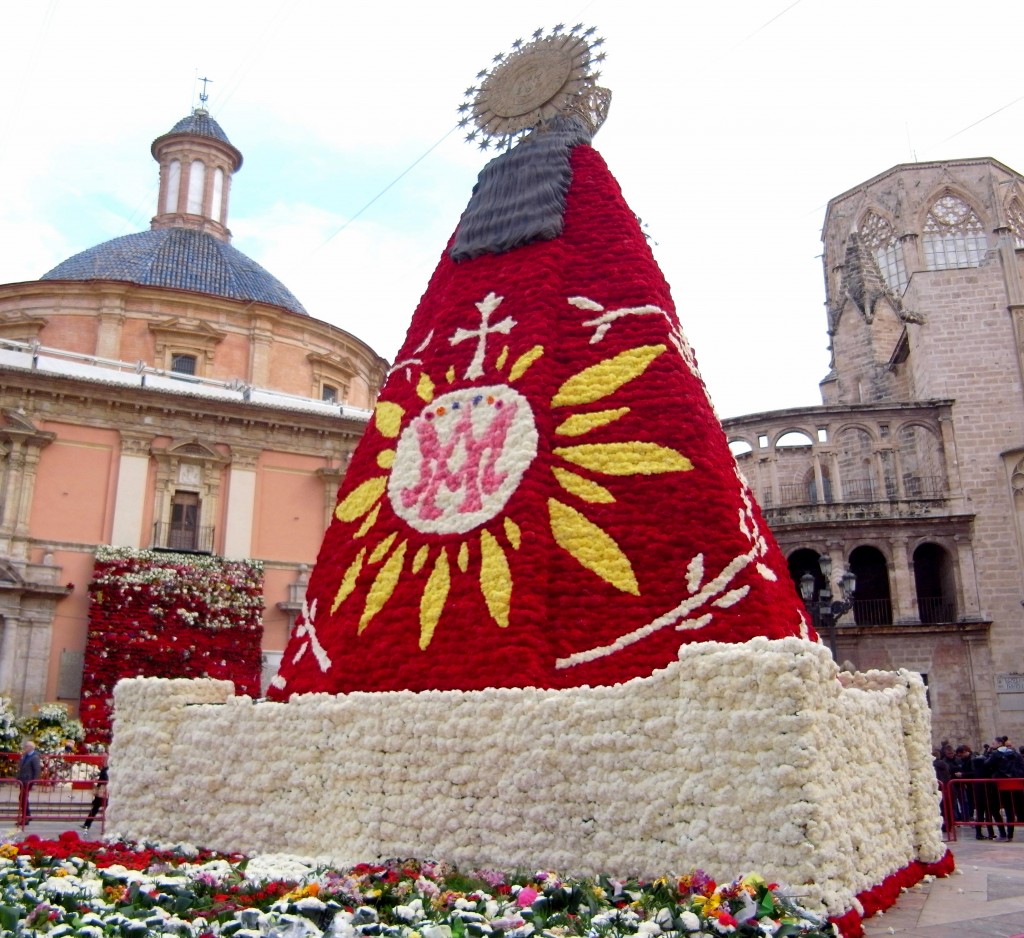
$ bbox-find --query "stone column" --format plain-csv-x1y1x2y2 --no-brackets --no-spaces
0,614,18,700
110,434,153,548
812,451,825,503
95,289,126,361
953,533,983,618
222,448,260,560
887,535,914,623
249,316,275,388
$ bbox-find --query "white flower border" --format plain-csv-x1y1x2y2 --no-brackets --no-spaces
106,637,944,920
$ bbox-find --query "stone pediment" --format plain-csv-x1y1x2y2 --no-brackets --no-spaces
0,313,47,342
149,317,226,362
307,351,357,378
0,409,55,445
162,438,226,463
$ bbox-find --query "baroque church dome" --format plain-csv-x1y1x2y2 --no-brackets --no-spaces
41,109,307,316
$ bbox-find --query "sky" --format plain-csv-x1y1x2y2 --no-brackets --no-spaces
2,0,1023,419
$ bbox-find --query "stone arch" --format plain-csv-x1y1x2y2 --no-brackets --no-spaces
849,544,892,625
775,429,815,448
895,421,945,496
787,547,825,601
834,425,877,500
727,438,753,458
912,541,957,623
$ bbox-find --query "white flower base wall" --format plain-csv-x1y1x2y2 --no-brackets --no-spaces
106,637,944,917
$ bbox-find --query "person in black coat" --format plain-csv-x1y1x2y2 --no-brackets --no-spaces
970,746,998,840
984,736,1024,841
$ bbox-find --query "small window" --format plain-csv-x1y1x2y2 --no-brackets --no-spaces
171,353,197,376
322,384,338,404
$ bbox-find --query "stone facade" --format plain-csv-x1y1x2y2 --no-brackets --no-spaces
723,157,1024,745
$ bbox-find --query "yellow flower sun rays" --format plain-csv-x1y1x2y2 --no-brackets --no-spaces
548,344,692,596
329,340,691,650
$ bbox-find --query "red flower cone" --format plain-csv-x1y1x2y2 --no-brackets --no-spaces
269,139,813,698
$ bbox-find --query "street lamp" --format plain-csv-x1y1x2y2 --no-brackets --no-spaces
799,553,857,660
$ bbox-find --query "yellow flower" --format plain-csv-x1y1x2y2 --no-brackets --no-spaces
282,882,321,901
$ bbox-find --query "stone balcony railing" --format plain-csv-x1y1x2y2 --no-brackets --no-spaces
760,488,950,527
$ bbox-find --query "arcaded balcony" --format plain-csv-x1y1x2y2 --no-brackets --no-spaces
722,401,959,528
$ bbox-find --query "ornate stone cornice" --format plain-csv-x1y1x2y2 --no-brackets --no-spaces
149,317,226,363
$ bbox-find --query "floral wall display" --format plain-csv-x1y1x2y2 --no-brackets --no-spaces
15,701,84,753
0,697,18,753
107,637,949,937
81,546,264,743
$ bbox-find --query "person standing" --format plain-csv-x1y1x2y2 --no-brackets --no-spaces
16,740,41,823
80,765,107,832
985,735,1024,841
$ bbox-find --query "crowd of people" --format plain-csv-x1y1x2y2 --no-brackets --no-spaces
934,735,1024,840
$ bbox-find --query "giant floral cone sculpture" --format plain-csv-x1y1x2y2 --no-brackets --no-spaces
269,114,814,697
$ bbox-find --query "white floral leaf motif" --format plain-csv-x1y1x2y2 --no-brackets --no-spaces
292,597,332,673
389,330,435,380
557,467,779,669
568,296,668,345
713,586,750,608
686,553,704,593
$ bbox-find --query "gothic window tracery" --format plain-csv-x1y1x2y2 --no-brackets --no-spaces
861,211,908,293
922,194,987,270
1008,198,1024,249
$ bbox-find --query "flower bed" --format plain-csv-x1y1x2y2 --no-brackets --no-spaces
0,832,841,937
81,547,264,744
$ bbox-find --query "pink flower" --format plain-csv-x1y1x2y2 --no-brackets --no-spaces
516,887,539,907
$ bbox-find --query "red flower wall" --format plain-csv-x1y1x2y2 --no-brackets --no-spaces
81,548,264,744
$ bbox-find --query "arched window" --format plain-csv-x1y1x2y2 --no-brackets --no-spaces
1009,198,1024,249
787,548,825,602
776,430,814,448
211,167,225,223
922,195,987,270
801,465,832,505
861,211,908,293
913,543,957,623
896,424,945,497
163,159,181,214
187,160,206,215
836,427,875,500
849,545,892,625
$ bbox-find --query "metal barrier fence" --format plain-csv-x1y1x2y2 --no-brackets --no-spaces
943,777,1024,842
0,752,106,782
0,776,106,831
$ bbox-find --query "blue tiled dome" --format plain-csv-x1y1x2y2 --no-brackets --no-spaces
42,228,308,315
